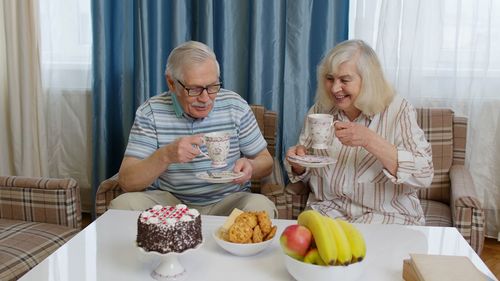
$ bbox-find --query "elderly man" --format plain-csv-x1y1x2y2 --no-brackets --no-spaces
110,41,277,217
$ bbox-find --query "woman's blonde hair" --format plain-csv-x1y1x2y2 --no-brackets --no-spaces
165,41,220,81
315,39,394,116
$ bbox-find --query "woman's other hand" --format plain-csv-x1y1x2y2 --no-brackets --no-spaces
286,145,307,175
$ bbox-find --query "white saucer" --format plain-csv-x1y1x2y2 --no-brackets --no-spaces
287,155,337,168
195,171,245,183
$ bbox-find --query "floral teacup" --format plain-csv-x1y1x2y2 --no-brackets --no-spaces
199,131,231,168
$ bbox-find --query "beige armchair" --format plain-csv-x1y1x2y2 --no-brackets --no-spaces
286,108,485,254
0,176,82,281
95,105,291,219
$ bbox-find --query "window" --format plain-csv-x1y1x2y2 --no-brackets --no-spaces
39,0,91,90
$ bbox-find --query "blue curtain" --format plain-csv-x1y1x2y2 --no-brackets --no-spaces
91,0,348,207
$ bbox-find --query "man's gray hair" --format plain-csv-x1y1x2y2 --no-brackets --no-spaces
165,41,220,81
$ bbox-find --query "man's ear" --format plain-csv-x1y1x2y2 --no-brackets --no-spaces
166,74,175,92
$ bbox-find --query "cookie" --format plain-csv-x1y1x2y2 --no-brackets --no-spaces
255,211,272,236
264,225,277,241
234,212,258,228
252,225,264,243
228,221,253,243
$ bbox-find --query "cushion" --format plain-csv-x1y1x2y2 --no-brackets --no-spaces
0,219,79,281
452,116,467,165
420,199,452,227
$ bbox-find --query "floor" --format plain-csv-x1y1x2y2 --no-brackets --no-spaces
82,212,500,278
82,212,91,228
480,238,500,279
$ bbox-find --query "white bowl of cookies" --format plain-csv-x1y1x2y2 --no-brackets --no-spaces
212,209,277,256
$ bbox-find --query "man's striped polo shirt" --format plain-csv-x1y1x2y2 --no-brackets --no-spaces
124,89,268,205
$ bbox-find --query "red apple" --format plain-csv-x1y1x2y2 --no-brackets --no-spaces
280,224,313,259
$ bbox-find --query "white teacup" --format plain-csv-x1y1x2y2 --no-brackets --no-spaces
199,131,231,168
308,114,334,149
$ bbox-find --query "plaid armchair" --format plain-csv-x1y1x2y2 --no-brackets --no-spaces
95,105,290,219
286,108,485,254
0,176,82,281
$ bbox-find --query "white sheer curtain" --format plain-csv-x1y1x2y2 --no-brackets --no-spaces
38,0,93,211
350,0,500,238
0,0,48,176
0,2,8,174
0,0,92,211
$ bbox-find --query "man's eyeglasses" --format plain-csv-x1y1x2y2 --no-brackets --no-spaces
176,80,222,97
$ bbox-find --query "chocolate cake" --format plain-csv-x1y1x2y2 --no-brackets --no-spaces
136,204,202,254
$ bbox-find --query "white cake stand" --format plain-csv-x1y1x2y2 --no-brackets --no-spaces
138,241,203,281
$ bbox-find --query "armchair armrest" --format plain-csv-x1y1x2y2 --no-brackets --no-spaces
450,165,482,208
94,174,124,217
285,181,310,219
0,176,81,229
449,165,485,254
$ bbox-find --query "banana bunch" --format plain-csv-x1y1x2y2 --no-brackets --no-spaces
297,210,366,266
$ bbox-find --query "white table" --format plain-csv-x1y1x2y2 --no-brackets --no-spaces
19,209,497,281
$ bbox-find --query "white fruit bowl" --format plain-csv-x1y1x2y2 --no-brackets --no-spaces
212,228,276,256
283,253,364,281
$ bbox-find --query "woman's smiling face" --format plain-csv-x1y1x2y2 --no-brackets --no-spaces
324,60,362,120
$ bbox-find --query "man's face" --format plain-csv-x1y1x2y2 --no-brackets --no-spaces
167,59,220,119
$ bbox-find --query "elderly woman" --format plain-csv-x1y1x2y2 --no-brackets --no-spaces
286,39,433,225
